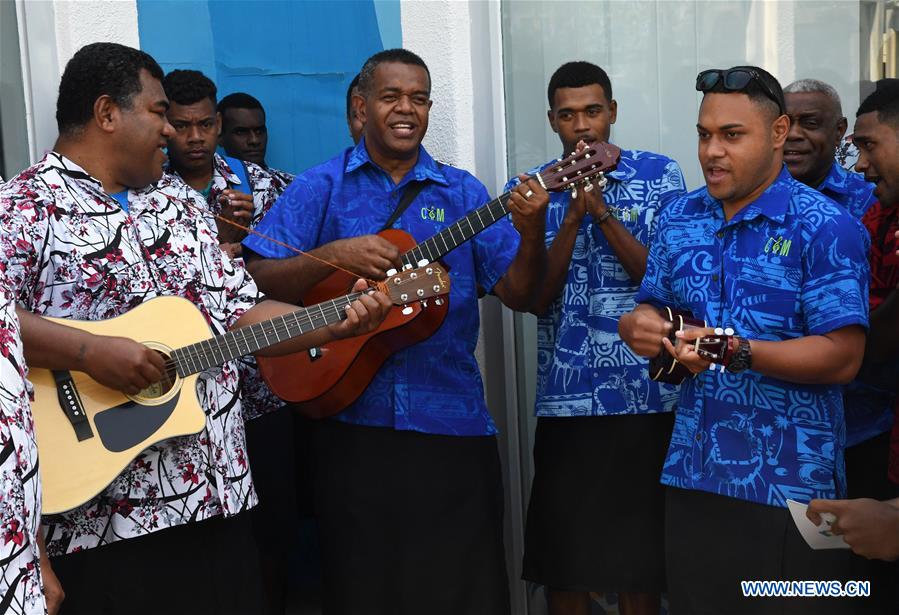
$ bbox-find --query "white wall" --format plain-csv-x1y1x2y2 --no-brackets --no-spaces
16,0,140,161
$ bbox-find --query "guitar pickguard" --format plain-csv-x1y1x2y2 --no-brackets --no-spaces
94,393,181,453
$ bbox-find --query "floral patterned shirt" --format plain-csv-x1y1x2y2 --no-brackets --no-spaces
165,154,290,421
0,277,44,614
0,153,261,555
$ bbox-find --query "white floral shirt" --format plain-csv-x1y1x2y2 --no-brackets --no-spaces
0,153,261,556
0,277,44,614
165,154,291,421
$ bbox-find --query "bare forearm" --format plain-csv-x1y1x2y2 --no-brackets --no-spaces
232,299,337,357
16,308,95,370
748,327,865,384
245,247,336,304
531,218,580,315
595,217,648,282
495,228,547,312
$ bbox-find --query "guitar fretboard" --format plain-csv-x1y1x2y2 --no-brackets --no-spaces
400,192,513,267
170,291,365,376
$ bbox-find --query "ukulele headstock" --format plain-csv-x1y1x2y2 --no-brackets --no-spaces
378,264,451,309
537,142,621,194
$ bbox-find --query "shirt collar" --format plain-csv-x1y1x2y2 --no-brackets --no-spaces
707,165,794,226
213,153,242,186
817,161,855,196
42,152,105,189
345,138,450,187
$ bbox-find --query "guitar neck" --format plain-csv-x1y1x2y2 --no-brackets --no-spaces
170,292,365,376
399,192,513,267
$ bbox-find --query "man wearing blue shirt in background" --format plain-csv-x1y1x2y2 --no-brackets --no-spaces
620,66,869,614
244,48,549,615
512,61,685,615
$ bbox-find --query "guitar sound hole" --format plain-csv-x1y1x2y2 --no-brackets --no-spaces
132,350,178,402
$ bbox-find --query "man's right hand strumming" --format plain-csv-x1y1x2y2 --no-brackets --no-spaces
326,235,403,279
618,304,672,357
81,335,168,396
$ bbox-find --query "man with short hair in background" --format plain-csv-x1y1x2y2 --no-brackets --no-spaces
218,91,295,188
346,73,363,144
513,61,685,615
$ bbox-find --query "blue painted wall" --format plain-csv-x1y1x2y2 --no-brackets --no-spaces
137,0,401,174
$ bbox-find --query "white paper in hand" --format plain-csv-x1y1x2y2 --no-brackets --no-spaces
787,499,850,550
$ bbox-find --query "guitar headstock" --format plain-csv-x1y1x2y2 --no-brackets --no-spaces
378,264,451,307
695,335,730,364
536,142,621,193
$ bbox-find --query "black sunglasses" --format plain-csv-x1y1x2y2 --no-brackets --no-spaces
695,68,785,115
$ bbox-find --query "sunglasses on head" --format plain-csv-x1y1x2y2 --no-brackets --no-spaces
695,68,785,115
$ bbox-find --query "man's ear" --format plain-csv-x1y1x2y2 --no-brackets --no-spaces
547,109,558,134
215,111,222,137
609,99,618,125
93,95,118,134
836,116,848,144
772,112,790,149
353,93,367,124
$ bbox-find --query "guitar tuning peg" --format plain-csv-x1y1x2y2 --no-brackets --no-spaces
570,186,578,199
584,181,594,193
386,268,398,277
421,300,428,308
402,306,414,315
435,298,444,306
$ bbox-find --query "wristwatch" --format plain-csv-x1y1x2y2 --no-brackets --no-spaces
726,336,752,373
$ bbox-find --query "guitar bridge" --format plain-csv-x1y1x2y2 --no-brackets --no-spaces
52,370,94,441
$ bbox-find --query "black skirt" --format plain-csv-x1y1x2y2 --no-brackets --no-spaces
522,412,674,593
665,486,864,615
313,420,510,615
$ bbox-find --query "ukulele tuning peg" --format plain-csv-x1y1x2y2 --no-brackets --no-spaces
417,258,430,267
585,153,591,159
570,186,578,199
386,268,398,277
584,181,594,193
402,263,413,271
435,298,444,306
400,293,409,302
402,306,414,315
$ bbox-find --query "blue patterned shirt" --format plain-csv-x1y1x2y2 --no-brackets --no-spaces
818,161,876,220
506,150,685,417
814,163,885,446
636,167,870,507
244,139,520,436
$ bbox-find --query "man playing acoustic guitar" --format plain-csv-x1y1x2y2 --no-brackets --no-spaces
619,66,869,614
244,48,549,615
0,43,391,614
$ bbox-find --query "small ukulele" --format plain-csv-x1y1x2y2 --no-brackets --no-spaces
648,307,733,384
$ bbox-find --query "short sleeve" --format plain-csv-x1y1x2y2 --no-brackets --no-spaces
801,213,870,334
243,179,324,259
467,174,520,292
0,194,49,307
635,203,675,307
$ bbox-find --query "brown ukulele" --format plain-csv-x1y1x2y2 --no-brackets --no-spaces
257,142,622,418
648,307,733,384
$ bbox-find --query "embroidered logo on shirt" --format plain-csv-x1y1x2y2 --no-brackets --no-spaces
421,206,444,222
764,235,792,257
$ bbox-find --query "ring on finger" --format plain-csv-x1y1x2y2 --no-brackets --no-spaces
524,189,534,199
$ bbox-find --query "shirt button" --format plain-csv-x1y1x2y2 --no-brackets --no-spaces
695,433,702,442
716,231,724,239
712,274,719,282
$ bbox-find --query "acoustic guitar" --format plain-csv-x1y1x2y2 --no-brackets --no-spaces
32,265,449,514
648,306,731,384
256,143,622,418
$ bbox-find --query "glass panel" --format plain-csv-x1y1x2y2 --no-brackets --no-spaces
0,1,30,180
